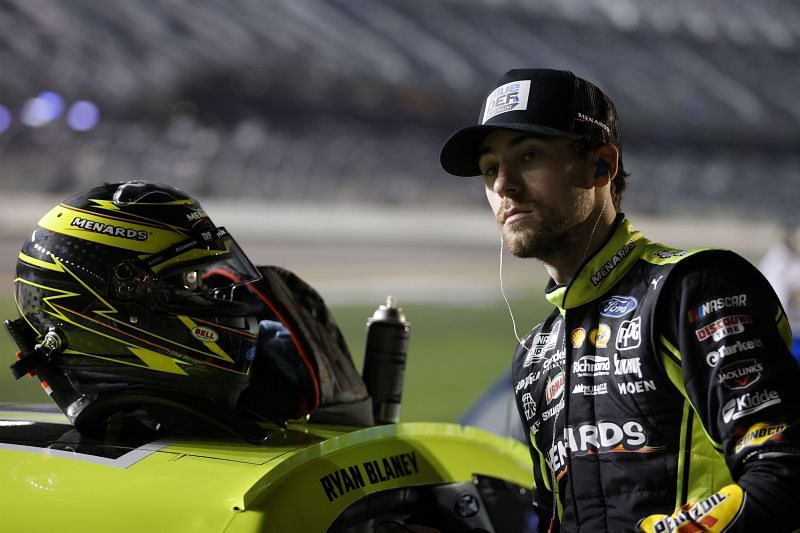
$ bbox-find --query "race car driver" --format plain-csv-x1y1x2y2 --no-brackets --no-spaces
439,68,800,532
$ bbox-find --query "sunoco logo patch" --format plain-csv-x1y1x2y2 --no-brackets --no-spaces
734,422,786,453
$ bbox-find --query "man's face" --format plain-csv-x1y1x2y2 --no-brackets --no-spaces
478,129,595,260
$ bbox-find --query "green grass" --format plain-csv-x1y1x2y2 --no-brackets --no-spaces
0,299,551,422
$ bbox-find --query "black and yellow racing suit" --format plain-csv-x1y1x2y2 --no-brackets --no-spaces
512,215,800,532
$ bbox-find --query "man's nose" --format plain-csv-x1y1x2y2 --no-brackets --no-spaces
493,162,518,197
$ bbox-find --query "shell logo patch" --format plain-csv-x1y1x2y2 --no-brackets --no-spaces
589,324,611,348
571,327,586,348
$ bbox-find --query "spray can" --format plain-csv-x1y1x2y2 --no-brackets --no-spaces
362,296,410,424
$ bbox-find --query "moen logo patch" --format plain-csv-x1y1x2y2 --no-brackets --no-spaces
734,422,786,453
192,326,219,343
71,217,148,241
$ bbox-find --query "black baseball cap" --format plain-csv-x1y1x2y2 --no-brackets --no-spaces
440,68,622,177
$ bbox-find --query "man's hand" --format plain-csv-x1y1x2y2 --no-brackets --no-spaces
638,484,744,533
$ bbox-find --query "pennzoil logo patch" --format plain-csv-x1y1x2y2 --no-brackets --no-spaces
71,217,149,241
638,484,744,533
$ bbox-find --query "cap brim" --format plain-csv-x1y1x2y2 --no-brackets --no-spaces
439,123,582,177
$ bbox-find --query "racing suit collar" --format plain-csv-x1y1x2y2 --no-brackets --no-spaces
545,214,650,312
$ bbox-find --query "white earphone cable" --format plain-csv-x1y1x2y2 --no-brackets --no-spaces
499,234,524,346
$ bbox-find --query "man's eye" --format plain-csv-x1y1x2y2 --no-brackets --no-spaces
481,167,498,181
521,151,538,162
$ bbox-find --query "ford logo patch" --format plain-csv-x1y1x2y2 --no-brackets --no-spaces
599,296,638,318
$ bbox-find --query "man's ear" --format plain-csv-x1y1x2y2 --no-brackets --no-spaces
593,144,620,186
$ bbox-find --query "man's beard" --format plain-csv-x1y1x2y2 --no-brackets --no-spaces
498,192,592,261
501,214,571,260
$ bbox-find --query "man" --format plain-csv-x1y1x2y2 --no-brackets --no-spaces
440,69,800,532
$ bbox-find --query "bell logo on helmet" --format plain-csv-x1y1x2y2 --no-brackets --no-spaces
192,326,219,343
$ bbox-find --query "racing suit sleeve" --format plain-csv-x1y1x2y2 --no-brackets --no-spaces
511,342,554,533
642,251,800,532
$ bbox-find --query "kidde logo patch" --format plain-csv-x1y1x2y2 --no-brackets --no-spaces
599,295,638,318
545,371,565,404
694,314,752,342
722,389,781,423
718,359,763,390
734,422,786,453
192,326,219,343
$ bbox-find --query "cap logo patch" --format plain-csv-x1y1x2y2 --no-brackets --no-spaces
482,80,531,123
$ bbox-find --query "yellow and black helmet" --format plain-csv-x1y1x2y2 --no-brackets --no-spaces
9,181,267,440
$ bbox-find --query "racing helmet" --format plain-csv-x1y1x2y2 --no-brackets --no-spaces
9,181,266,439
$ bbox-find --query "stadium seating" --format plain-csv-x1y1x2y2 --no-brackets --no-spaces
0,0,797,218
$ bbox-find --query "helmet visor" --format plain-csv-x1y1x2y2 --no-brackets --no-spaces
141,227,262,315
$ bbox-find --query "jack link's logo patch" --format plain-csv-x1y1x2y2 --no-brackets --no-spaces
482,80,531,123
718,359,763,390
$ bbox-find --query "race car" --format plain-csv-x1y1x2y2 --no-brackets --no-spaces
0,403,534,532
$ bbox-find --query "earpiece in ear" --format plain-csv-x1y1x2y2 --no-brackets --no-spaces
594,159,611,178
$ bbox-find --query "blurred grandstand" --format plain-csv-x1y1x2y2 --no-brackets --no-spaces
0,0,798,219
